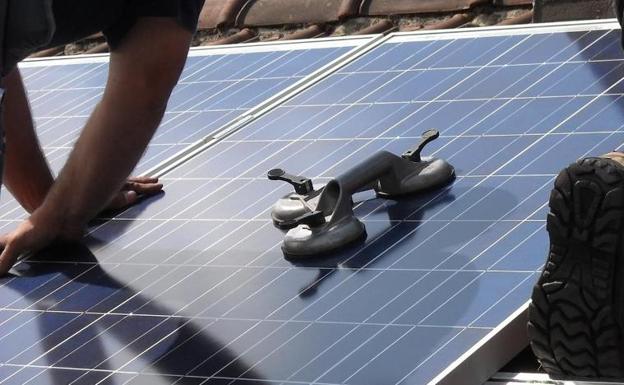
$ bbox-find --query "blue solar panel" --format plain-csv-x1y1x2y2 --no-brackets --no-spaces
20,44,351,155
2,22,623,385
0,43,355,221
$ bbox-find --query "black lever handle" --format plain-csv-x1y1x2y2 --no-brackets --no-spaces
268,168,314,195
402,129,440,162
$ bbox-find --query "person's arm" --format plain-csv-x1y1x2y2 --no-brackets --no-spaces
2,68,165,213
43,17,191,227
2,68,54,213
0,18,192,273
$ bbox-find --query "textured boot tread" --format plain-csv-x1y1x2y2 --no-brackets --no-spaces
529,158,624,379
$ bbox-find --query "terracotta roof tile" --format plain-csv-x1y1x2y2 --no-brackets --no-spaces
237,0,345,27
361,0,490,16
494,0,533,5
534,0,613,22
497,9,533,24
208,28,258,45
281,24,329,39
198,0,246,29
423,13,474,29
353,19,396,34
402,23,424,32
85,42,109,54
29,46,64,58
338,0,361,18
29,0,537,56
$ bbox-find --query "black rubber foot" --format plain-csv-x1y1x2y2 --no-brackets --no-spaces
529,157,624,379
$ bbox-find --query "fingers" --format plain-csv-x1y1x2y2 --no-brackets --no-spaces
127,176,159,184
0,237,20,276
107,190,139,211
108,176,163,212
0,215,62,275
123,176,163,197
122,190,139,206
126,181,163,196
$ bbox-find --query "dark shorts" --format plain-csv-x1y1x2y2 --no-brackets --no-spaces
46,0,205,50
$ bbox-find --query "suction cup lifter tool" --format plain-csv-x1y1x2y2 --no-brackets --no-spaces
267,130,455,258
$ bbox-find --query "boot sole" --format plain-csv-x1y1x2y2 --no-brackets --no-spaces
529,157,624,378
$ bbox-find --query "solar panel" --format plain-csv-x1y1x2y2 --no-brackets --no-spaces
1,20,623,385
0,39,363,221
20,40,358,166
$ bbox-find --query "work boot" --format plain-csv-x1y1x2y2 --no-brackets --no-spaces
528,152,624,379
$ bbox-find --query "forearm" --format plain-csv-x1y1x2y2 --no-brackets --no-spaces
35,18,190,234
39,88,166,232
0,18,191,275
2,69,54,212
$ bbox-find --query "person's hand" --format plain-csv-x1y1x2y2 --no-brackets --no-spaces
0,208,78,275
105,176,163,211
0,176,163,275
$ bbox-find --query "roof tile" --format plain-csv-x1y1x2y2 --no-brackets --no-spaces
198,0,246,29
29,46,64,58
208,28,258,45
353,19,396,34
423,13,474,29
497,10,533,24
494,0,533,5
281,24,328,39
30,0,535,56
534,0,613,22
236,0,345,26
361,0,490,15
85,42,109,54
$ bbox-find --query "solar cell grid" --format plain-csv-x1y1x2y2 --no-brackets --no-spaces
21,44,351,151
0,42,356,222
2,21,624,385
